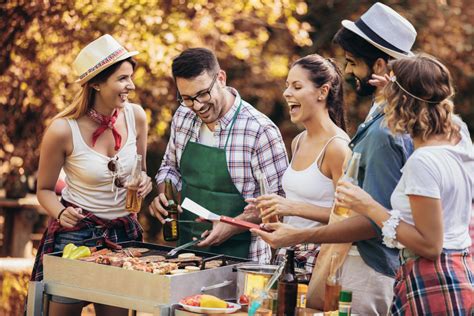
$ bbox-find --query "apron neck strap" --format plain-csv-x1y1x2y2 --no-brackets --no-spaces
224,100,242,149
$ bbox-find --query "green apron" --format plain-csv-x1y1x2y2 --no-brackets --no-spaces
179,101,250,258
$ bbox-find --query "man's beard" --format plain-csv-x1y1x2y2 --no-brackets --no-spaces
355,73,377,96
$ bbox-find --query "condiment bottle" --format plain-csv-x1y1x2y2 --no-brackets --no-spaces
338,290,352,316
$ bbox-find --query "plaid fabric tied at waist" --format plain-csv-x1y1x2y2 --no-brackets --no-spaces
274,243,319,273
31,201,143,281
391,249,473,315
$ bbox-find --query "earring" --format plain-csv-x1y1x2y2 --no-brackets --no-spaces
318,97,323,101
95,88,101,92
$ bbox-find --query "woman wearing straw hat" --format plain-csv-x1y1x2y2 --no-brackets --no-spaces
31,34,152,316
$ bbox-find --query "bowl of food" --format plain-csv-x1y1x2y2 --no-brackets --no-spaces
179,294,241,314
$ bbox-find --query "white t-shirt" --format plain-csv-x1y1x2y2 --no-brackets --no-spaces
199,123,217,146
391,117,473,250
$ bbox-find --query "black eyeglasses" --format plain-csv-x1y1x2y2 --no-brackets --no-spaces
177,73,218,108
107,157,124,188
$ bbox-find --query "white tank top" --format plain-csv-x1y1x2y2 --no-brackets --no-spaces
61,103,138,220
282,134,348,228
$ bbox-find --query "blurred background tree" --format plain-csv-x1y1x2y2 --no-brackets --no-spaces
1,0,472,241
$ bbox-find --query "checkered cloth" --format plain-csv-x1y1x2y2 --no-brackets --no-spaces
156,88,288,263
31,201,143,281
273,243,319,273
390,250,473,315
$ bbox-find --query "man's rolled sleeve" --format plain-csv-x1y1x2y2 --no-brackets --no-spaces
156,117,183,191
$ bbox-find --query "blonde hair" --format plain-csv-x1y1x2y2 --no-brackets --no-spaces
54,57,137,120
54,84,94,120
384,54,459,141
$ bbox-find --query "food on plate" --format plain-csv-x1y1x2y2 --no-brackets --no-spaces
200,294,228,308
238,294,249,305
180,294,230,308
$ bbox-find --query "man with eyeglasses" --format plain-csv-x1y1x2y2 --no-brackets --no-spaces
150,48,288,262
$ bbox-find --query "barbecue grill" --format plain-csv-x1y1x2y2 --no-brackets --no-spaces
27,241,250,316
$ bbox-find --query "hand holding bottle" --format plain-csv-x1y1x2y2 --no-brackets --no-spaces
136,171,152,198
335,180,376,216
162,179,180,241
149,188,183,224
255,194,296,221
333,152,361,217
256,173,279,223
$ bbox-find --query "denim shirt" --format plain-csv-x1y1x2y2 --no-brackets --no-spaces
349,104,414,277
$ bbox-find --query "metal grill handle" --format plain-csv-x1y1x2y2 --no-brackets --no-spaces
200,280,233,292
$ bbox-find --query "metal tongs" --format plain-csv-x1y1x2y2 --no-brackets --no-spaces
165,236,206,258
248,257,287,316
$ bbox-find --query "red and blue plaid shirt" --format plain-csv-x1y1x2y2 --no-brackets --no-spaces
156,88,289,263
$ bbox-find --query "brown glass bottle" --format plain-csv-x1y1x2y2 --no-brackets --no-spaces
277,248,298,316
162,179,179,241
323,252,342,312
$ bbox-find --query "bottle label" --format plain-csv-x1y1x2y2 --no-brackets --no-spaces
338,304,351,315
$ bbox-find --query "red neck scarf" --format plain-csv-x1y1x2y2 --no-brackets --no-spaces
87,108,122,151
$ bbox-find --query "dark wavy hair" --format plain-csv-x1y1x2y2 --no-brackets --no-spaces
293,54,346,131
172,48,220,79
333,27,391,68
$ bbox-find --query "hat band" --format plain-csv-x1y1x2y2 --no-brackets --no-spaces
355,19,408,55
78,47,126,81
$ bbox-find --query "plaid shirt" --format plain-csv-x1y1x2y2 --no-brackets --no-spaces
156,88,289,263
31,201,143,281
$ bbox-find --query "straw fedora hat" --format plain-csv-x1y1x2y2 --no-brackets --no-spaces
341,2,416,59
73,34,139,85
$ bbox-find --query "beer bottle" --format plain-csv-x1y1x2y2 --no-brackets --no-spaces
257,172,278,223
324,252,342,312
277,248,298,316
125,154,143,213
163,179,179,242
334,152,361,217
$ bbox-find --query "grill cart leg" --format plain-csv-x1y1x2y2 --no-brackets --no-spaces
26,281,44,316
128,310,137,316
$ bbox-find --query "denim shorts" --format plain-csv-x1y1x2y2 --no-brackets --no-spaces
51,225,130,304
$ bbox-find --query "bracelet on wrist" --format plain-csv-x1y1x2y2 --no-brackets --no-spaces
56,208,67,223
381,209,404,249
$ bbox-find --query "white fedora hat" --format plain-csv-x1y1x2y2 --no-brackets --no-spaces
73,34,139,85
341,2,416,59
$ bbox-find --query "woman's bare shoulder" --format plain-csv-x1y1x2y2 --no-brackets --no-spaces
45,118,72,140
